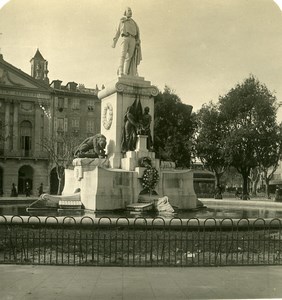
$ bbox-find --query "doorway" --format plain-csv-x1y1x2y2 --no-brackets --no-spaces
18,165,33,195
0,167,3,196
50,167,65,195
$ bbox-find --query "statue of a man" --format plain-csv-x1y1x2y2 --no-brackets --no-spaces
112,7,142,76
121,98,143,153
141,106,153,150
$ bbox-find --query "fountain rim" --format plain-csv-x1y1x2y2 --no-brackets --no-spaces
0,198,282,229
0,214,281,229
199,198,282,209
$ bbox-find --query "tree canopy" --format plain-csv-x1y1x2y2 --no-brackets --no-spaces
220,75,280,198
195,101,228,188
154,86,196,168
195,75,281,199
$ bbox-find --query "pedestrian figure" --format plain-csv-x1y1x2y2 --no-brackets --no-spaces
275,185,282,202
214,184,223,199
11,183,17,197
38,183,43,196
25,182,31,197
235,187,241,199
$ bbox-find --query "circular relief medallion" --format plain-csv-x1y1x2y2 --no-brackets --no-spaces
102,103,113,130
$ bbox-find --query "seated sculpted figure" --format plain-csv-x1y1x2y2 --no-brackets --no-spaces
74,134,107,158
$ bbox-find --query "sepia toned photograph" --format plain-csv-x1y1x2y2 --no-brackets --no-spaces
0,0,282,299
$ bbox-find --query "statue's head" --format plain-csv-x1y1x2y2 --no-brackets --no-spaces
144,106,150,114
124,7,132,18
96,134,107,149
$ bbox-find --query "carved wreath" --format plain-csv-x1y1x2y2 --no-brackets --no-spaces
102,103,113,130
142,167,159,192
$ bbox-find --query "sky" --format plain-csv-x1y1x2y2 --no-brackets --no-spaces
0,0,282,117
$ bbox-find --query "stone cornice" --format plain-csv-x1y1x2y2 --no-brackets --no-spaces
0,88,50,100
98,76,159,99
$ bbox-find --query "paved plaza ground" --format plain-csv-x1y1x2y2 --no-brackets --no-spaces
0,265,282,299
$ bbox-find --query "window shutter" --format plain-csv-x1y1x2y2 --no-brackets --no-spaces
54,118,57,132
21,136,24,149
64,118,68,132
55,97,58,108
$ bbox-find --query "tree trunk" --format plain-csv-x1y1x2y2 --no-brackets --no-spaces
56,165,64,195
214,172,223,199
250,167,260,196
57,178,62,195
251,180,258,196
265,177,270,199
242,172,249,200
215,172,221,187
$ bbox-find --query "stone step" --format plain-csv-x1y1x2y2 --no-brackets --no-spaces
126,202,153,212
59,200,82,208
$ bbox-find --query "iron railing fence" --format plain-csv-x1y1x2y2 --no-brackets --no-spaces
0,216,281,267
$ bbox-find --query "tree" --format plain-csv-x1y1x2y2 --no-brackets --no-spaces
249,167,261,196
257,123,282,198
154,86,196,168
195,101,228,193
218,75,280,199
41,132,84,195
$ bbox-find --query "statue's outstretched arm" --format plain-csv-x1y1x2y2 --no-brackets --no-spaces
112,21,121,48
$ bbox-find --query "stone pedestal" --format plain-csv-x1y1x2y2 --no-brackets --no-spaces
157,170,197,209
60,76,198,212
98,76,158,169
136,135,147,151
63,158,140,211
120,135,158,171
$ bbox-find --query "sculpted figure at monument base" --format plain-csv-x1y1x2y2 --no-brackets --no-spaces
121,98,143,153
74,134,107,158
140,106,153,151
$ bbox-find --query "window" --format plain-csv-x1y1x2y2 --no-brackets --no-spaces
20,121,32,157
64,98,68,109
87,99,95,111
72,119,80,128
58,98,64,108
86,120,95,133
58,97,64,112
57,142,64,157
0,121,4,155
64,118,68,132
57,118,64,131
72,98,80,110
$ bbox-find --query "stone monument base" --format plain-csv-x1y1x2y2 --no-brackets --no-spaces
62,158,197,211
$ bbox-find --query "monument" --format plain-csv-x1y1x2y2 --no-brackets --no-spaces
31,7,197,212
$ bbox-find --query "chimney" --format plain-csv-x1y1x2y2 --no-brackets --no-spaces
50,80,63,89
66,82,78,92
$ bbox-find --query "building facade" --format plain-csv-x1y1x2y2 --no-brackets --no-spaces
0,50,101,196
